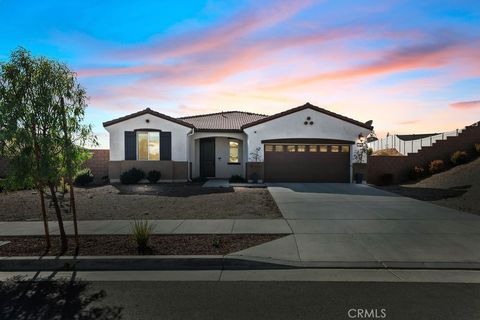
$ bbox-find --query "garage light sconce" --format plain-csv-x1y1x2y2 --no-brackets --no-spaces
145,119,150,123
358,134,366,143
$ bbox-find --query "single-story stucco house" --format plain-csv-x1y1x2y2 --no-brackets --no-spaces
103,103,373,183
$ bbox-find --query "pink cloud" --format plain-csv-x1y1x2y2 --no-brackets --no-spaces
397,119,421,125
117,0,314,61
266,36,474,89
77,65,168,77
450,100,480,109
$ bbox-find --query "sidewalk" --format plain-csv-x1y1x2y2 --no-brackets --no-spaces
0,219,292,236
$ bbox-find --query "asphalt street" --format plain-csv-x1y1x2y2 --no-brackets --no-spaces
2,280,480,320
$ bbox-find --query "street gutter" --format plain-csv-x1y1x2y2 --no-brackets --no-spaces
1,255,480,271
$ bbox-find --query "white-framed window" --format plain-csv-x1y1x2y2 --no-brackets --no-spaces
137,131,160,160
229,140,239,163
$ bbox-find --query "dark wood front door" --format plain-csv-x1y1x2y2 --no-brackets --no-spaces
200,138,215,177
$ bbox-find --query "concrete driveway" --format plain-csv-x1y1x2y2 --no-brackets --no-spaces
230,183,480,268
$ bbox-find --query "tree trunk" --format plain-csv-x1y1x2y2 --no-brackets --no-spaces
60,97,79,249
69,184,79,248
48,183,68,251
38,189,50,249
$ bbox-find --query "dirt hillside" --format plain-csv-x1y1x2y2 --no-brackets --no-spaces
371,148,404,156
407,157,480,214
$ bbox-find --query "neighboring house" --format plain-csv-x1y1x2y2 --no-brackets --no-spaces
103,103,373,183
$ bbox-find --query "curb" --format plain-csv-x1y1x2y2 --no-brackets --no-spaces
0,255,295,272
2,255,480,271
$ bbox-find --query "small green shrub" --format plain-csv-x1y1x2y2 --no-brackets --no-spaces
451,151,468,165
429,160,444,174
131,219,154,253
147,170,161,183
408,166,425,180
212,236,221,248
475,143,480,155
120,167,145,184
74,168,94,186
229,174,246,183
0,177,35,192
367,148,373,156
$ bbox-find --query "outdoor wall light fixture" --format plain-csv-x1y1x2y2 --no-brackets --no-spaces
145,119,150,123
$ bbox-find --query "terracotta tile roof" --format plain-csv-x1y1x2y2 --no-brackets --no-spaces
179,111,267,132
103,103,373,132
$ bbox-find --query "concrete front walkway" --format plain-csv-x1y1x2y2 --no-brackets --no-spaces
0,219,291,236
229,183,480,267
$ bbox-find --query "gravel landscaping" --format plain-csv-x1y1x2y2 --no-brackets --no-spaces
0,183,281,221
0,234,286,256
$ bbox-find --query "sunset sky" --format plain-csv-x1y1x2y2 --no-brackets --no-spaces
1,0,479,148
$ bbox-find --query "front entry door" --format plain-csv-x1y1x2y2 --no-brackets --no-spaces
200,138,215,177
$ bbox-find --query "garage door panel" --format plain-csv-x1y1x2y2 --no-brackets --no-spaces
264,147,350,182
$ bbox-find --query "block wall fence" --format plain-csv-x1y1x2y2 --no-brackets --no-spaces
367,123,480,185
0,149,110,184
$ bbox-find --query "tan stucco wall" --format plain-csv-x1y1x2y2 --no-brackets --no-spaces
109,160,188,182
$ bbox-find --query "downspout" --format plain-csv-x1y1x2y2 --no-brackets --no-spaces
187,128,195,181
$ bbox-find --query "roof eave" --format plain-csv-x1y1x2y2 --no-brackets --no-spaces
103,108,194,129
241,103,373,130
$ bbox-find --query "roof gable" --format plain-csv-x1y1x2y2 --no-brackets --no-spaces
103,108,194,128
241,103,373,130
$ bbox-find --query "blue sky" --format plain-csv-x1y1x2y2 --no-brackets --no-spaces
1,0,479,148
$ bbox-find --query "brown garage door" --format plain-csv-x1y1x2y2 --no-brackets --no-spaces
264,144,351,182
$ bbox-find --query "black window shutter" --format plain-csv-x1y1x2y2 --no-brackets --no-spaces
125,131,136,160
160,131,172,160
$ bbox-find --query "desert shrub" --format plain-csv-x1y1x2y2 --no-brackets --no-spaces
0,177,35,192
131,219,154,253
212,236,221,248
429,160,444,174
191,177,207,183
367,148,373,156
229,174,246,183
147,170,161,183
475,143,480,155
379,173,394,185
120,167,145,184
408,166,425,180
450,151,469,165
74,168,94,186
